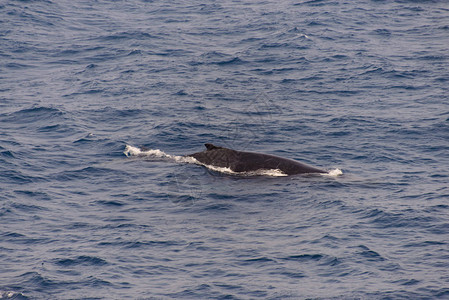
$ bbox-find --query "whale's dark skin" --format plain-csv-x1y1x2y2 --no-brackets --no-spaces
187,144,325,175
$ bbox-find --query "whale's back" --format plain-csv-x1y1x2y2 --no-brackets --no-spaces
187,144,324,175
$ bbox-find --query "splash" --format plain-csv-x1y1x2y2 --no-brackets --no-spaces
124,145,169,158
325,168,343,177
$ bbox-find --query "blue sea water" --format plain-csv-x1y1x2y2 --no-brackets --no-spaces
1,0,449,299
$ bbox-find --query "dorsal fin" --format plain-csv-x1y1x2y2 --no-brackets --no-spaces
205,143,223,151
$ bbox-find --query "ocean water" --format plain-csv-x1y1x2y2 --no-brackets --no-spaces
1,0,449,299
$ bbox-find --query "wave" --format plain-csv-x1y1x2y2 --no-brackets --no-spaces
0,290,27,299
124,145,342,177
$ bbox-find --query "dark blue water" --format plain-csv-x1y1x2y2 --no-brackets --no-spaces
1,0,449,299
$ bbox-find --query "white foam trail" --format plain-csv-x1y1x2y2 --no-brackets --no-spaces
124,144,176,159
124,145,195,163
124,145,160,157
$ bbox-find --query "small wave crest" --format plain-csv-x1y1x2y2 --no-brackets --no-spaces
0,290,27,299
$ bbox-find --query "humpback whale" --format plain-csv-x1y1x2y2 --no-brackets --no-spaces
187,144,325,175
